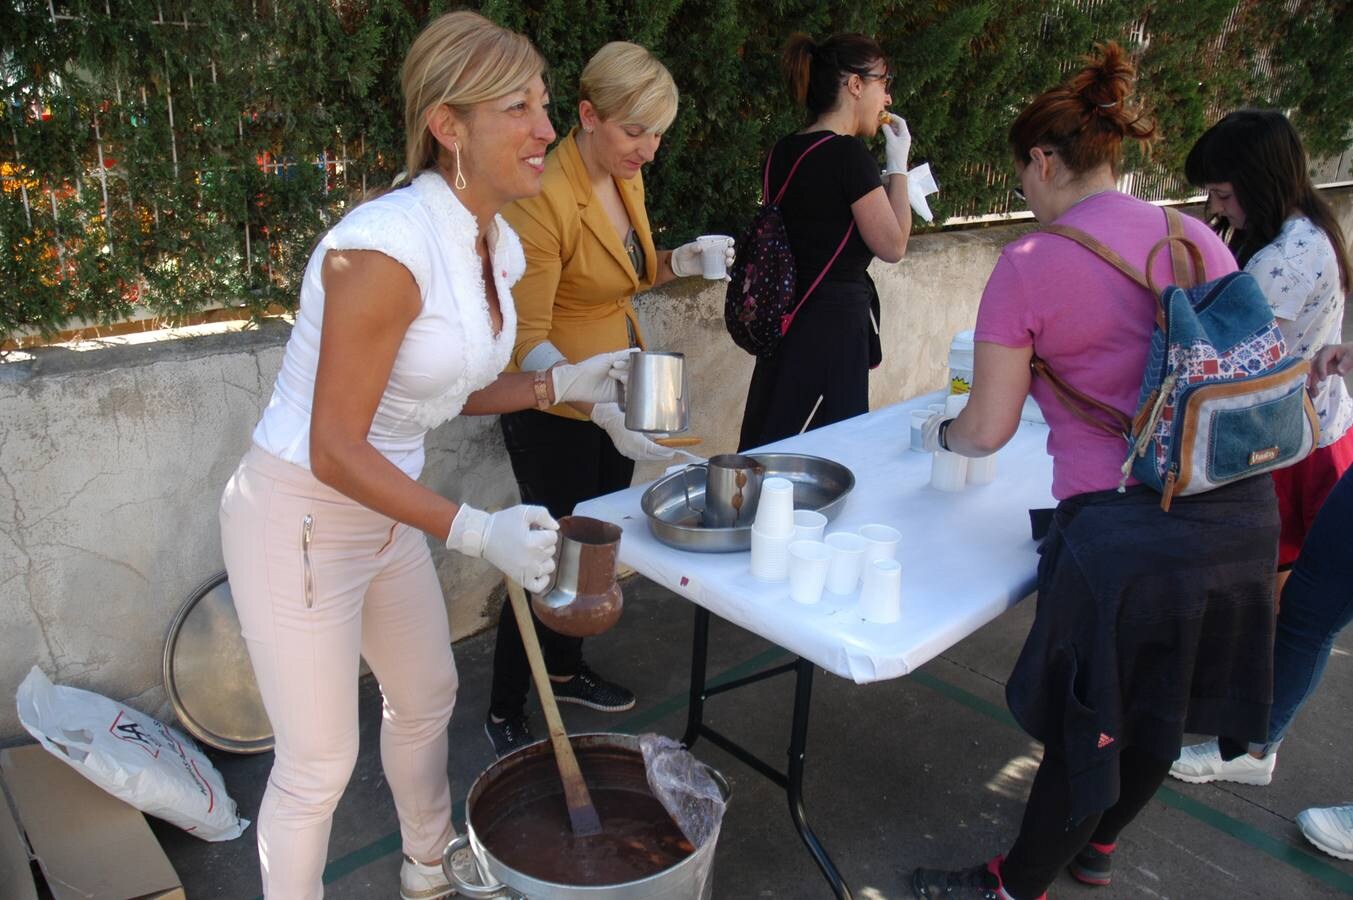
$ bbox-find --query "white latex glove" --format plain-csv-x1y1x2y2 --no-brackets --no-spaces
550,349,633,405
590,402,678,461
921,412,951,453
882,114,912,176
446,503,559,593
669,238,735,278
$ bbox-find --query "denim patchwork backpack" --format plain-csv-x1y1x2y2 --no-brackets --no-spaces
1035,207,1318,511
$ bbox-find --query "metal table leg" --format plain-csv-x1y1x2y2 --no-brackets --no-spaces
680,606,852,899
681,606,710,749
787,657,851,899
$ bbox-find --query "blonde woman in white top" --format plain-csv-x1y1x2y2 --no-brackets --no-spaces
219,12,629,899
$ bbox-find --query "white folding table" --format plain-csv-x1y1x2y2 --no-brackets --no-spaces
575,393,1056,898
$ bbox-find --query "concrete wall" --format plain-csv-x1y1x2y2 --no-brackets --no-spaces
2,188,1349,740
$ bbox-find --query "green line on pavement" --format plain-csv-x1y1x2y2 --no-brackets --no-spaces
268,644,1350,897
910,666,1353,894
1157,786,1353,893
308,645,793,892
910,669,1019,729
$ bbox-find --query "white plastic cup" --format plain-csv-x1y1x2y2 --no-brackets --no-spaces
859,558,903,624
909,409,931,452
944,392,969,416
927,402,945,415
967,453,997,486
787,540,831,605
792,509,828,542
824,532,868,595
698,234,734,279
930,449,967,492
750,526,793,582
858,524,901,566
753,477,795,537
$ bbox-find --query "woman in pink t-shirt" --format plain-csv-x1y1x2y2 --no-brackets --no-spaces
909,45,1280,900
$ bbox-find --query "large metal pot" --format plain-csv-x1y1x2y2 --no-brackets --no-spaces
444,733,728,899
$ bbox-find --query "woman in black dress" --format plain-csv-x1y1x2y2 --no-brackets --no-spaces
738,31,912,450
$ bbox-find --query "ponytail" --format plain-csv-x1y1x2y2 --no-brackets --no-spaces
781,31,887,120
782,33,814,108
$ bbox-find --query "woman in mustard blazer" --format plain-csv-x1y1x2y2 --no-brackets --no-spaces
484,41,732,757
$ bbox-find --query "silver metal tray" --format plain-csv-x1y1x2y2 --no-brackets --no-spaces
641,452,854,552
163,571,274,754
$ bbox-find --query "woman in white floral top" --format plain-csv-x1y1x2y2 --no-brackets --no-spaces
1168,110,1353,793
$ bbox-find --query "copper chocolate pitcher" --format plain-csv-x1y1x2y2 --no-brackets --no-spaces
531,516,624,638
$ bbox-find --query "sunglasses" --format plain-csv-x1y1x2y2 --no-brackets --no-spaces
855,70,896,91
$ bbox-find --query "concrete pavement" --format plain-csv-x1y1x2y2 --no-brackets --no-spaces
153,574,1353,898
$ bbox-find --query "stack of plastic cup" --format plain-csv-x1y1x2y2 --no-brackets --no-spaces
788,540,831,604
967,452,997,485
792,509,828,542
909,409,931,452
931,450,968,492
859,558,902,623
824,532,868,595
858,524,901,565
750,477,795,582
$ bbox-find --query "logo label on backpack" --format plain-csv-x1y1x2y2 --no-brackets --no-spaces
1249,446,1280,466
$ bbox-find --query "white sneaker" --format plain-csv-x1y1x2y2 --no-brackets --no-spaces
1168,739,1276,785
1298,805,1353,861
399,855,454,900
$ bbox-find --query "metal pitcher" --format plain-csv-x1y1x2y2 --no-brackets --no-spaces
683,453,765,528
531,516,623,638
618,351,688,433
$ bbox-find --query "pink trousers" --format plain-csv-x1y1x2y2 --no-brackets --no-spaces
221,446,457,899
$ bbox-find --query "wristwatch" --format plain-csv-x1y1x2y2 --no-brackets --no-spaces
532,370,552,410
938,418,953,452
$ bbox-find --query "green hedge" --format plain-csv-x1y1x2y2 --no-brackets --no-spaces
3,0,1350,344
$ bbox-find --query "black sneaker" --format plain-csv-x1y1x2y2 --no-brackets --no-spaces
484,713,535,758
1068,842,1114,886
551,663,636,712
910,860,1003,899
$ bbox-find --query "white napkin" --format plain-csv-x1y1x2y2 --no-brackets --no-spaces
907,162,939,223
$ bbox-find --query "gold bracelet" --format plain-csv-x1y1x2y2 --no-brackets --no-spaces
532,370,552,410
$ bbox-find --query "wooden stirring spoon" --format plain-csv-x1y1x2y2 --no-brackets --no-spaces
504,577,603,836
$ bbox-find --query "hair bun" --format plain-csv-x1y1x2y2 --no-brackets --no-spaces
1071,41,1135,113
1007,39,1155,174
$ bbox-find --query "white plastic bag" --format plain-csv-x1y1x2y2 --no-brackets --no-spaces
15,666,248,841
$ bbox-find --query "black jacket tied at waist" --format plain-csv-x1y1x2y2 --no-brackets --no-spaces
1006,476,1278,823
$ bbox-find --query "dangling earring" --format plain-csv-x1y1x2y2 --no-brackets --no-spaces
453,142,467,191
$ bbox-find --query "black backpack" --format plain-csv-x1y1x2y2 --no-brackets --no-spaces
724,134,855,357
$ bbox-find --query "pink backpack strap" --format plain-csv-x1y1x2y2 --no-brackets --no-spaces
764,133,838,204
780,221,856,336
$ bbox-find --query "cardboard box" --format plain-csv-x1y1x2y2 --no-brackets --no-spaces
0,744,185,899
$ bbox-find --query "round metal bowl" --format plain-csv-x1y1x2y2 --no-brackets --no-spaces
163,571,274,754
641,452,854,552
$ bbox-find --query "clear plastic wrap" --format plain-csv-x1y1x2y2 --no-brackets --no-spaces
640,733,727,849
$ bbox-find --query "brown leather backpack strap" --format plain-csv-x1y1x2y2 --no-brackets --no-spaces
1165,207,1190,287
1030,356,1132,438
1145,233,1207,296
1044,222,1167,329
1041,224,1151,290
